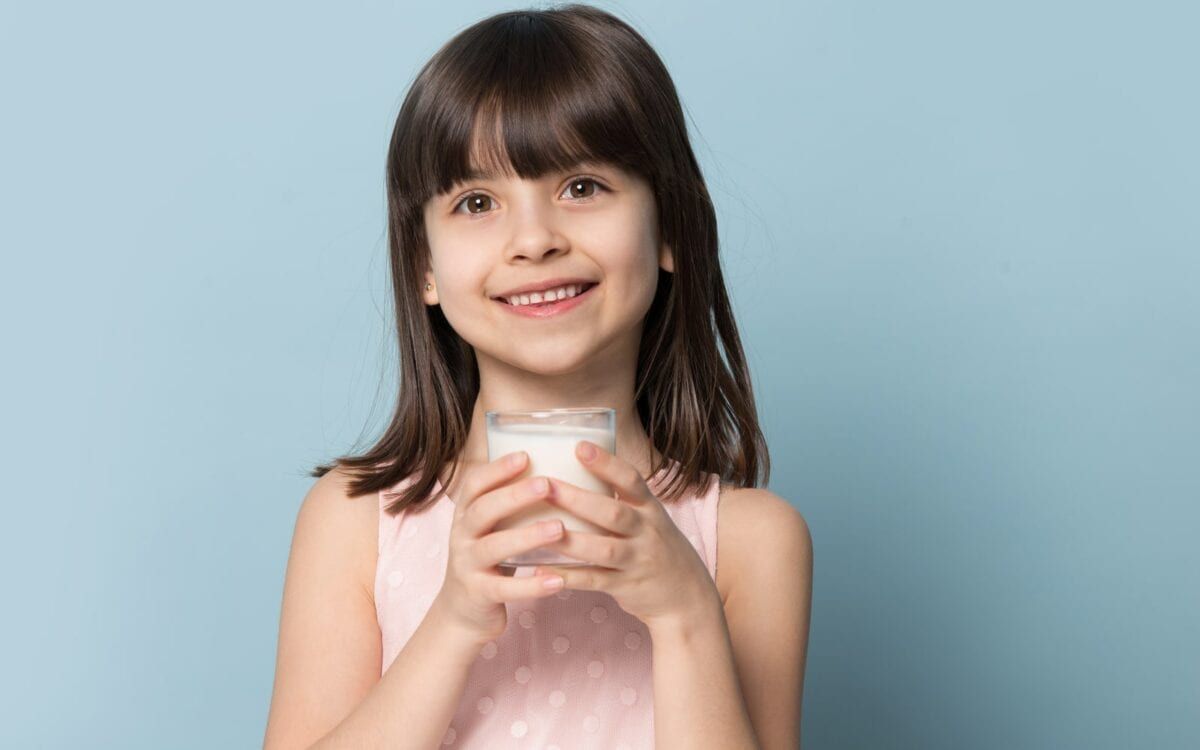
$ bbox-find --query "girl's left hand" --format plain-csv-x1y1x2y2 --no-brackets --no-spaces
533,440,722,631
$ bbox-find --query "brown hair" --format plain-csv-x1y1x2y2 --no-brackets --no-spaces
312,3,770,514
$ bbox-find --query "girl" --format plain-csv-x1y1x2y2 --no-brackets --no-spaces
264,5,812,749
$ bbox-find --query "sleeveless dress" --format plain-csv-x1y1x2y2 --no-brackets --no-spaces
374,460,721,749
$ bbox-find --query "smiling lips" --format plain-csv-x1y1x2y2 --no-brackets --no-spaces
493,282,599,318
498,282,595,306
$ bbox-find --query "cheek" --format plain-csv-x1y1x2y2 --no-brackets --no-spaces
436,283,498,352
609,228,662,297
426,253,491,329
438,270,489,312
425,233,485,287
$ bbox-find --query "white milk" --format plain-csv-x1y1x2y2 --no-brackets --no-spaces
486,422,616,566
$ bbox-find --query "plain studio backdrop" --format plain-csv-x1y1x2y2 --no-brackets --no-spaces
1,1,1196,748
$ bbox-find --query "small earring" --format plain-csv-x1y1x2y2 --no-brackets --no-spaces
425,283,432,291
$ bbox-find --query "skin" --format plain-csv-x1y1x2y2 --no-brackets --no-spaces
420,152,675,496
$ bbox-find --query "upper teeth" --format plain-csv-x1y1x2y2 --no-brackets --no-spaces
502,283,589,306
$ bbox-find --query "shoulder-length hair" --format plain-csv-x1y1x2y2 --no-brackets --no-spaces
313,3,769,515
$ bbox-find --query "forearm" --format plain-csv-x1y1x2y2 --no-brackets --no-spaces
649,599,760,750
309,598,481,750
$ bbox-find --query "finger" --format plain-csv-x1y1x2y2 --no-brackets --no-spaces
575,441,656,504
540,528,629,569
491,569,566,600
475,518,565,569
464,475,552,536
533,564,614,593
459,450,531,513
545,478,639,536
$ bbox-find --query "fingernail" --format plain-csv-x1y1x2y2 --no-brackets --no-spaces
542,520,563,538
543,575,564,590
579,441,597,461
531,477,548,494
509,451,526,468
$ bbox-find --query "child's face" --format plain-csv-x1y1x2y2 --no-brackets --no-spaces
421,158,674,376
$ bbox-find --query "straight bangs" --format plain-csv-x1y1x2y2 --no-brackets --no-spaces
393,12,663,216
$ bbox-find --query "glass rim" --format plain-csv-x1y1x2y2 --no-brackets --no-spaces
485,407,615,418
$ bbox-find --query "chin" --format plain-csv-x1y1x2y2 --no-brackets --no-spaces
515,355,593,378
489,343,597,377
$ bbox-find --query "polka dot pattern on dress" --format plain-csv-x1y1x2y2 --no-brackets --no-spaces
373,464,721,748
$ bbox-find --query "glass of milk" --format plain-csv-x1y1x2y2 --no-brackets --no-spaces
485,407,616,568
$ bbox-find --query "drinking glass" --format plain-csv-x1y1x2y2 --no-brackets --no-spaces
485,407,616,568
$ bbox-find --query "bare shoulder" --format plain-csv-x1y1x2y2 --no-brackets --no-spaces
715,484,812,605
263,467,382,748
715,485,813,749
294,466,381,603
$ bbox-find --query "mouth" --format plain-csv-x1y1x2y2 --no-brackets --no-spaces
492,282,599,318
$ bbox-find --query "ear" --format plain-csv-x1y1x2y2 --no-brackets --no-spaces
659,241,675,273
423,272,439,306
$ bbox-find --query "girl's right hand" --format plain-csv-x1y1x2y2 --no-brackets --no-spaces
433,451,567,646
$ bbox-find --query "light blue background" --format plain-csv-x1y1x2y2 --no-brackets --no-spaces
2,1,1196,748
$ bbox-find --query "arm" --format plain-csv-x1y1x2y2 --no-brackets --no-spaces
649,490,813,750
307,599,482,749
649,601,763,749
262,469,483,750
724,490,812,749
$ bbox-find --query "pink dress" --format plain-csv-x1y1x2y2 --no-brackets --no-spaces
375,460,721,749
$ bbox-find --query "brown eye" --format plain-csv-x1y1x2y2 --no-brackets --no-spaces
453,177,606,217
461,194,494,214
566,176,595,198
563,178,601,200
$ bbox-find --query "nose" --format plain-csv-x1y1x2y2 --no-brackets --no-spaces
503,197,570,263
